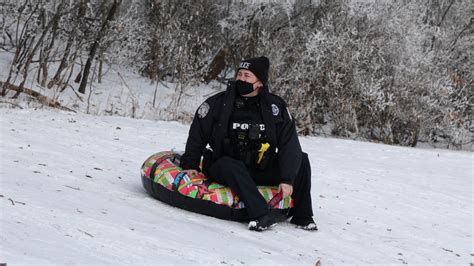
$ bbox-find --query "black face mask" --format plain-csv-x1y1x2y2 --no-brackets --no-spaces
235,80,256,96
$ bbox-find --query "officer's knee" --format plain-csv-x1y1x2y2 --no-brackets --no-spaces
211,156,246,176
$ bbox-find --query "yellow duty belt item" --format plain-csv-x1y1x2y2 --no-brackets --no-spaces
257,143,270,164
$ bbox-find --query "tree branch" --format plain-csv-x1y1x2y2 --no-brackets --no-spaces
0,81,75,112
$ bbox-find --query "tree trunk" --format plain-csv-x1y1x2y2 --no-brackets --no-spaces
78,0,120,94
60,49,79,92
37,7,46,85
1,1,34,96
98,49,103,83
203,44,230,83
41,7,62,88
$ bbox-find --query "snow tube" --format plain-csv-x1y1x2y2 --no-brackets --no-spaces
141,151,293,222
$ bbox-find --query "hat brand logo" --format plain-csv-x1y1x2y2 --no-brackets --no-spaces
239,62,251,69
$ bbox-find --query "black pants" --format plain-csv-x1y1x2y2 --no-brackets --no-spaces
208,152,314,220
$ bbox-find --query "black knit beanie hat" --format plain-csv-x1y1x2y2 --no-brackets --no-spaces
237,56,270,86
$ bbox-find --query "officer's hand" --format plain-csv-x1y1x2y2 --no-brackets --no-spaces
183,169,199,177
278,183,293,198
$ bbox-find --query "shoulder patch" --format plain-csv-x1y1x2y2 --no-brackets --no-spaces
197,102,210,118
271,104,280,116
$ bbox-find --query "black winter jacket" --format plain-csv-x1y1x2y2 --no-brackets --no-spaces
180,81,302,184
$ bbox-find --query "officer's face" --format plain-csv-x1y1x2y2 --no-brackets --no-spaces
236,69,262,89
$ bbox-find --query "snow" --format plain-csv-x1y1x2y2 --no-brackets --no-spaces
0,108,472,265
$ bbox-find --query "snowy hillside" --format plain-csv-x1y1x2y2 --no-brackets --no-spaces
0,109,472,265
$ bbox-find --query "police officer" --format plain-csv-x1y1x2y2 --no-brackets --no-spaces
181,56,317,231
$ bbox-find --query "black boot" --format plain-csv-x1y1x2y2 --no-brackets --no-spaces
291,217,318,231
248,214,277,232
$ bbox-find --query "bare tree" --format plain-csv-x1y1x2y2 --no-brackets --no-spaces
78,0,120,94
